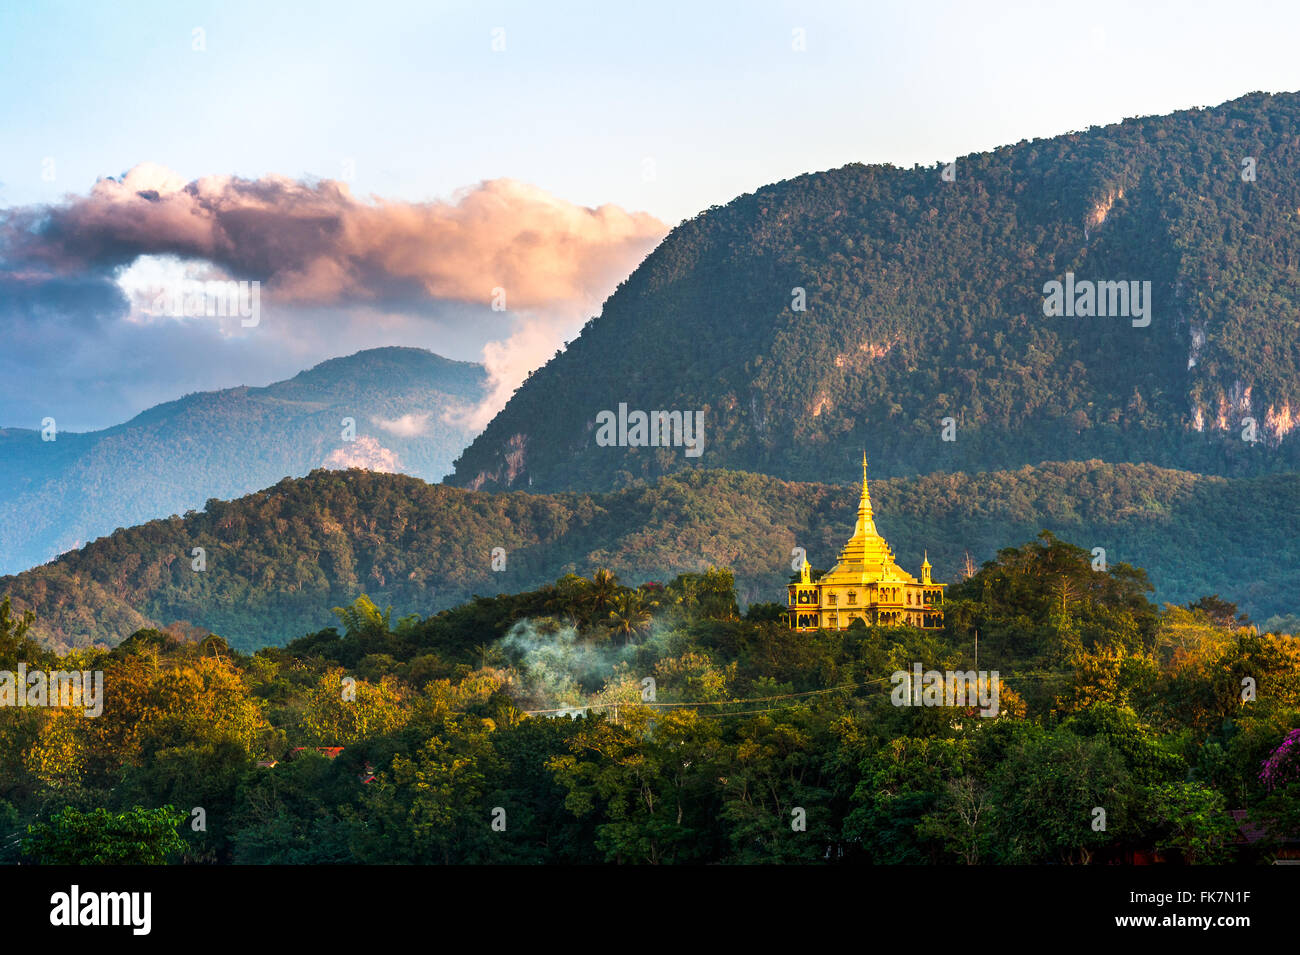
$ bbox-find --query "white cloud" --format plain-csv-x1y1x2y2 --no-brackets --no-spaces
372,412,431,437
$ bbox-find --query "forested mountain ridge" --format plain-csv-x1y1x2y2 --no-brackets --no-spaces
447,91,1300,493
4,461,1296,653
5,533,1297,866
0,347,487,576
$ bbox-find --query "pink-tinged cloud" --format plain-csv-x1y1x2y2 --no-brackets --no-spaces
3,162,668,311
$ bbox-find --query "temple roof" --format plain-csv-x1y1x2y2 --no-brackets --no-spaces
819,453,917,586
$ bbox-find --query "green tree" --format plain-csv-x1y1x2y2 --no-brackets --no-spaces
607,590,656,643
587,568,621,618
917,775,993,864
550,708,722,864
718,710,835,863
986,727,1134,864
1145,782,1236,863
843,736,969,864
0,596,50,668
23,805,186,865
355,713,501,864
296,668,409,745
331,594,393,639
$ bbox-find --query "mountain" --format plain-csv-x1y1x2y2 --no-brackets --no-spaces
0,347,487,576
446,91,1300,494
5,461,1296,653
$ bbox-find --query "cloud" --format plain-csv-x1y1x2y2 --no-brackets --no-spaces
467,312,582,430
0,165,669,430
322,435,401,473
372,412,431,437
2,163,666,310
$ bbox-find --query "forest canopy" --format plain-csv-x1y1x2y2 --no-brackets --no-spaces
3,534,1296,866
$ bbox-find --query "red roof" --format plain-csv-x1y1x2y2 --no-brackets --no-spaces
288,746,345,759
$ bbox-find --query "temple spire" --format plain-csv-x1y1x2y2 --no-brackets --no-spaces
856,452,876,534
785,451,947,632
852,446,883,545
836,452,890,565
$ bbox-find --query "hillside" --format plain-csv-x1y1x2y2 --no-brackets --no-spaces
6,527,1297,867
0,347,487,575
4,461,1296,652
447,91,1300,493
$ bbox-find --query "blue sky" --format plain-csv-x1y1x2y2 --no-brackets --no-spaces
3,0,1300,431
6,0,1300,223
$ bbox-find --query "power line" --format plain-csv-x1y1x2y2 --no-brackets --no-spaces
524,674,897,716
523,666,1083,717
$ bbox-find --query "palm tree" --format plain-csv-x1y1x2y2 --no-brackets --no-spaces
330,594,392,639
587,568,621,618
607,590,655,644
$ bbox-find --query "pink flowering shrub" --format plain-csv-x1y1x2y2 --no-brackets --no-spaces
1260,729,1300,790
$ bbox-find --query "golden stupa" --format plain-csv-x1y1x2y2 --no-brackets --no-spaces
787,454,944,631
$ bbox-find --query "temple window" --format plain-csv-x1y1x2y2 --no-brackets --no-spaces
847,591,857,605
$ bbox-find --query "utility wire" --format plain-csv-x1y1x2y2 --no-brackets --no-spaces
524,666,1082,717
522,677,893,715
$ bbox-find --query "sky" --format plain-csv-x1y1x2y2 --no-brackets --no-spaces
4,0,1300,431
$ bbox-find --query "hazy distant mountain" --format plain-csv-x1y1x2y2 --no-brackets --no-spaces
447,91,1300,493
6,462,1296,652
0,347,487,575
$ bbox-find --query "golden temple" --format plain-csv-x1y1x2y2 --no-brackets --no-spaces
787,454,944,631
